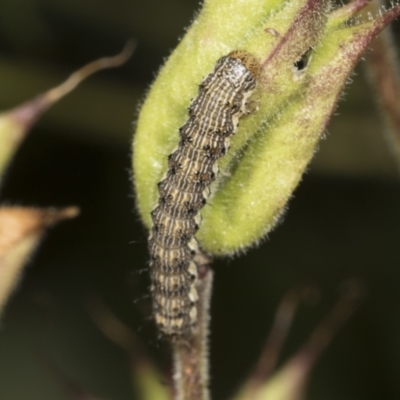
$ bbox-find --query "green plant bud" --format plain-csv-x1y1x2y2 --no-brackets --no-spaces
133,0,400,256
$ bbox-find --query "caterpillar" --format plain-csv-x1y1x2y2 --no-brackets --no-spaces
148,50,260,340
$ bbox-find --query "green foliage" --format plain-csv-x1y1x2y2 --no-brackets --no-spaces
133,0,400,255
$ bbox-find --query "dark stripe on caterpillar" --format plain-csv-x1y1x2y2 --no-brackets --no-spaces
148,50,260,340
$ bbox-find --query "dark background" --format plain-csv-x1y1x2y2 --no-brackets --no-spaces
0,0,400,399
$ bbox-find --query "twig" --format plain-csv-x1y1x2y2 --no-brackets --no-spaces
234,280,366,400
11,40,136,130
250,285,319,385
85,294,171,400
303,279,367,358
45,40,136,103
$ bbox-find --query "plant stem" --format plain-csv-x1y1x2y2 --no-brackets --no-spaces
172,252,212,400
365,0,400,171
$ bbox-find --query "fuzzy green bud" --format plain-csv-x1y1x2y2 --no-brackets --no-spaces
133,0,400,255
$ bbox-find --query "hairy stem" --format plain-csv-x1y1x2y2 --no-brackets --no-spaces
365,0,400,171
172,253,212,400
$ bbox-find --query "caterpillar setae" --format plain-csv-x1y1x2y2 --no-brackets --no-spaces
148,50,260,340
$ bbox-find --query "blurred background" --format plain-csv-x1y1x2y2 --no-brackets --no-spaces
1,0,400,399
